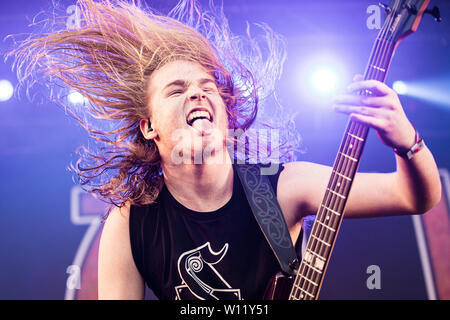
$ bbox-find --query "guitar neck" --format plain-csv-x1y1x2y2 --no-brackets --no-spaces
289,38,396,301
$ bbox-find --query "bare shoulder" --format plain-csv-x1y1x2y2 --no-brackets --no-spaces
277,161,332,218
103,202,131,231
100,203,132,246
98,202,144,299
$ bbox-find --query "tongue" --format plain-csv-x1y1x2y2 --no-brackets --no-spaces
191,118,213,134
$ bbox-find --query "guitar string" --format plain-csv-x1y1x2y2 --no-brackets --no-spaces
291,43,394,297
305,34,393,296
294,55,384,299
295,71,379,297
290,1,400,299
314,21,395,297
322,0,399,251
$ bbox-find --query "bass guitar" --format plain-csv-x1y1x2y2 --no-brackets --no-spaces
264,0,440,300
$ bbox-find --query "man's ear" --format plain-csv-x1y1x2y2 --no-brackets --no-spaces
140,118,157,140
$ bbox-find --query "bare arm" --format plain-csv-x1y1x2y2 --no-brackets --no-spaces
98,204,145,300
280,149,441,221
278,76,441,222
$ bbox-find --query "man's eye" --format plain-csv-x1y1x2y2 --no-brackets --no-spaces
169,90,183,96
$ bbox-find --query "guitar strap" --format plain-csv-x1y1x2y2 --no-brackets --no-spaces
234,163,299,276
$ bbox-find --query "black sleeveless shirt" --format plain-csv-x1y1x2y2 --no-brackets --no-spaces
129,164,303,300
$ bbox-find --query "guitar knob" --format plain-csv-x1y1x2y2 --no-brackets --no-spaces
425,6,442,22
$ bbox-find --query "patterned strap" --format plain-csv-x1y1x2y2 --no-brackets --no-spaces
234,163,299,275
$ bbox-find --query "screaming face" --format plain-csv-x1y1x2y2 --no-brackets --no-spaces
143,60,230,165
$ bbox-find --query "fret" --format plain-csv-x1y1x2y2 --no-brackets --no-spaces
286,0,426,299
316,220,336,232
299,274,319,287
295,285,315,299
375,37,391,43
333,170,352,182
307,249,327,262
347,132,364,142
327,188,346,200
301,260,323,274
339,152,358,162
321,204,341,217
304,249,327,268
311,234,331,247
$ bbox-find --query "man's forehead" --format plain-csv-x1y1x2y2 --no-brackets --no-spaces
150,60,216,90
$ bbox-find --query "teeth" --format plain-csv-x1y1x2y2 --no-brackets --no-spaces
187,110,211,125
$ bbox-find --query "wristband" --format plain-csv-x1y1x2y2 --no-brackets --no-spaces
393,128,425,160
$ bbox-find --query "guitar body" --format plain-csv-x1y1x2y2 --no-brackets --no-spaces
263,272,295,300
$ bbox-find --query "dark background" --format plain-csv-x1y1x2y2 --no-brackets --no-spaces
0,0,449,299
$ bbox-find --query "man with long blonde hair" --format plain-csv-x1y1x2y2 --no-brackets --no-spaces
9,0,441,300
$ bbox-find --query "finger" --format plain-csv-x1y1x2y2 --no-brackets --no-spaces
347,80,392,96
333,104,381,117
334,104,391,133
349,113,386,131
333,94,390,108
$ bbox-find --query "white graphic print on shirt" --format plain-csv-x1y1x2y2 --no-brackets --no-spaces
174,242,242,300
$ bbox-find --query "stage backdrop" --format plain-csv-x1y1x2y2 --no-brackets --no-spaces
0,0,449,299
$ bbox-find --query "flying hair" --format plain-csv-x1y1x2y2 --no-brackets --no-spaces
7,0,301,213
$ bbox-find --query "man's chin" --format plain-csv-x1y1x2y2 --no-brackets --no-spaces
170,128,229,165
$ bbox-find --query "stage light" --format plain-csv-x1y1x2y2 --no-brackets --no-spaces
0,80,14,102
68,90,85,104
393,81,408,95
390,79,450,108
295,52,350,108
311,68,338,94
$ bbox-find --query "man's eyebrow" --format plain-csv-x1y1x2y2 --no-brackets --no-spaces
198,78,217,85
163,80,187,91
163,78,217,91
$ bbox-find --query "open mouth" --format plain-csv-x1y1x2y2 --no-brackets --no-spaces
186,109,213,126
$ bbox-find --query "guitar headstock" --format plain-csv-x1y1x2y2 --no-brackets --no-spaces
379,0,439,45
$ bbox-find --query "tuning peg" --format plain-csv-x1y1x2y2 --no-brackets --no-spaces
378,2,392,14
425,6,442,22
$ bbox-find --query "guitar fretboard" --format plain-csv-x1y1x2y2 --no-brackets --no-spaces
289,33,396,300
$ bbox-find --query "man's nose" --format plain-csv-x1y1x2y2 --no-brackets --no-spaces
189,92,206,101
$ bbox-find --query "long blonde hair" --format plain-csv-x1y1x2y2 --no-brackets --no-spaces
8,0,298,211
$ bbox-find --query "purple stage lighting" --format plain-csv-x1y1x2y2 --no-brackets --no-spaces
0,80,13,102
311,68,338,94
393,81,408,95
295,52,349,106
68,90,86,105
393,79,450,107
